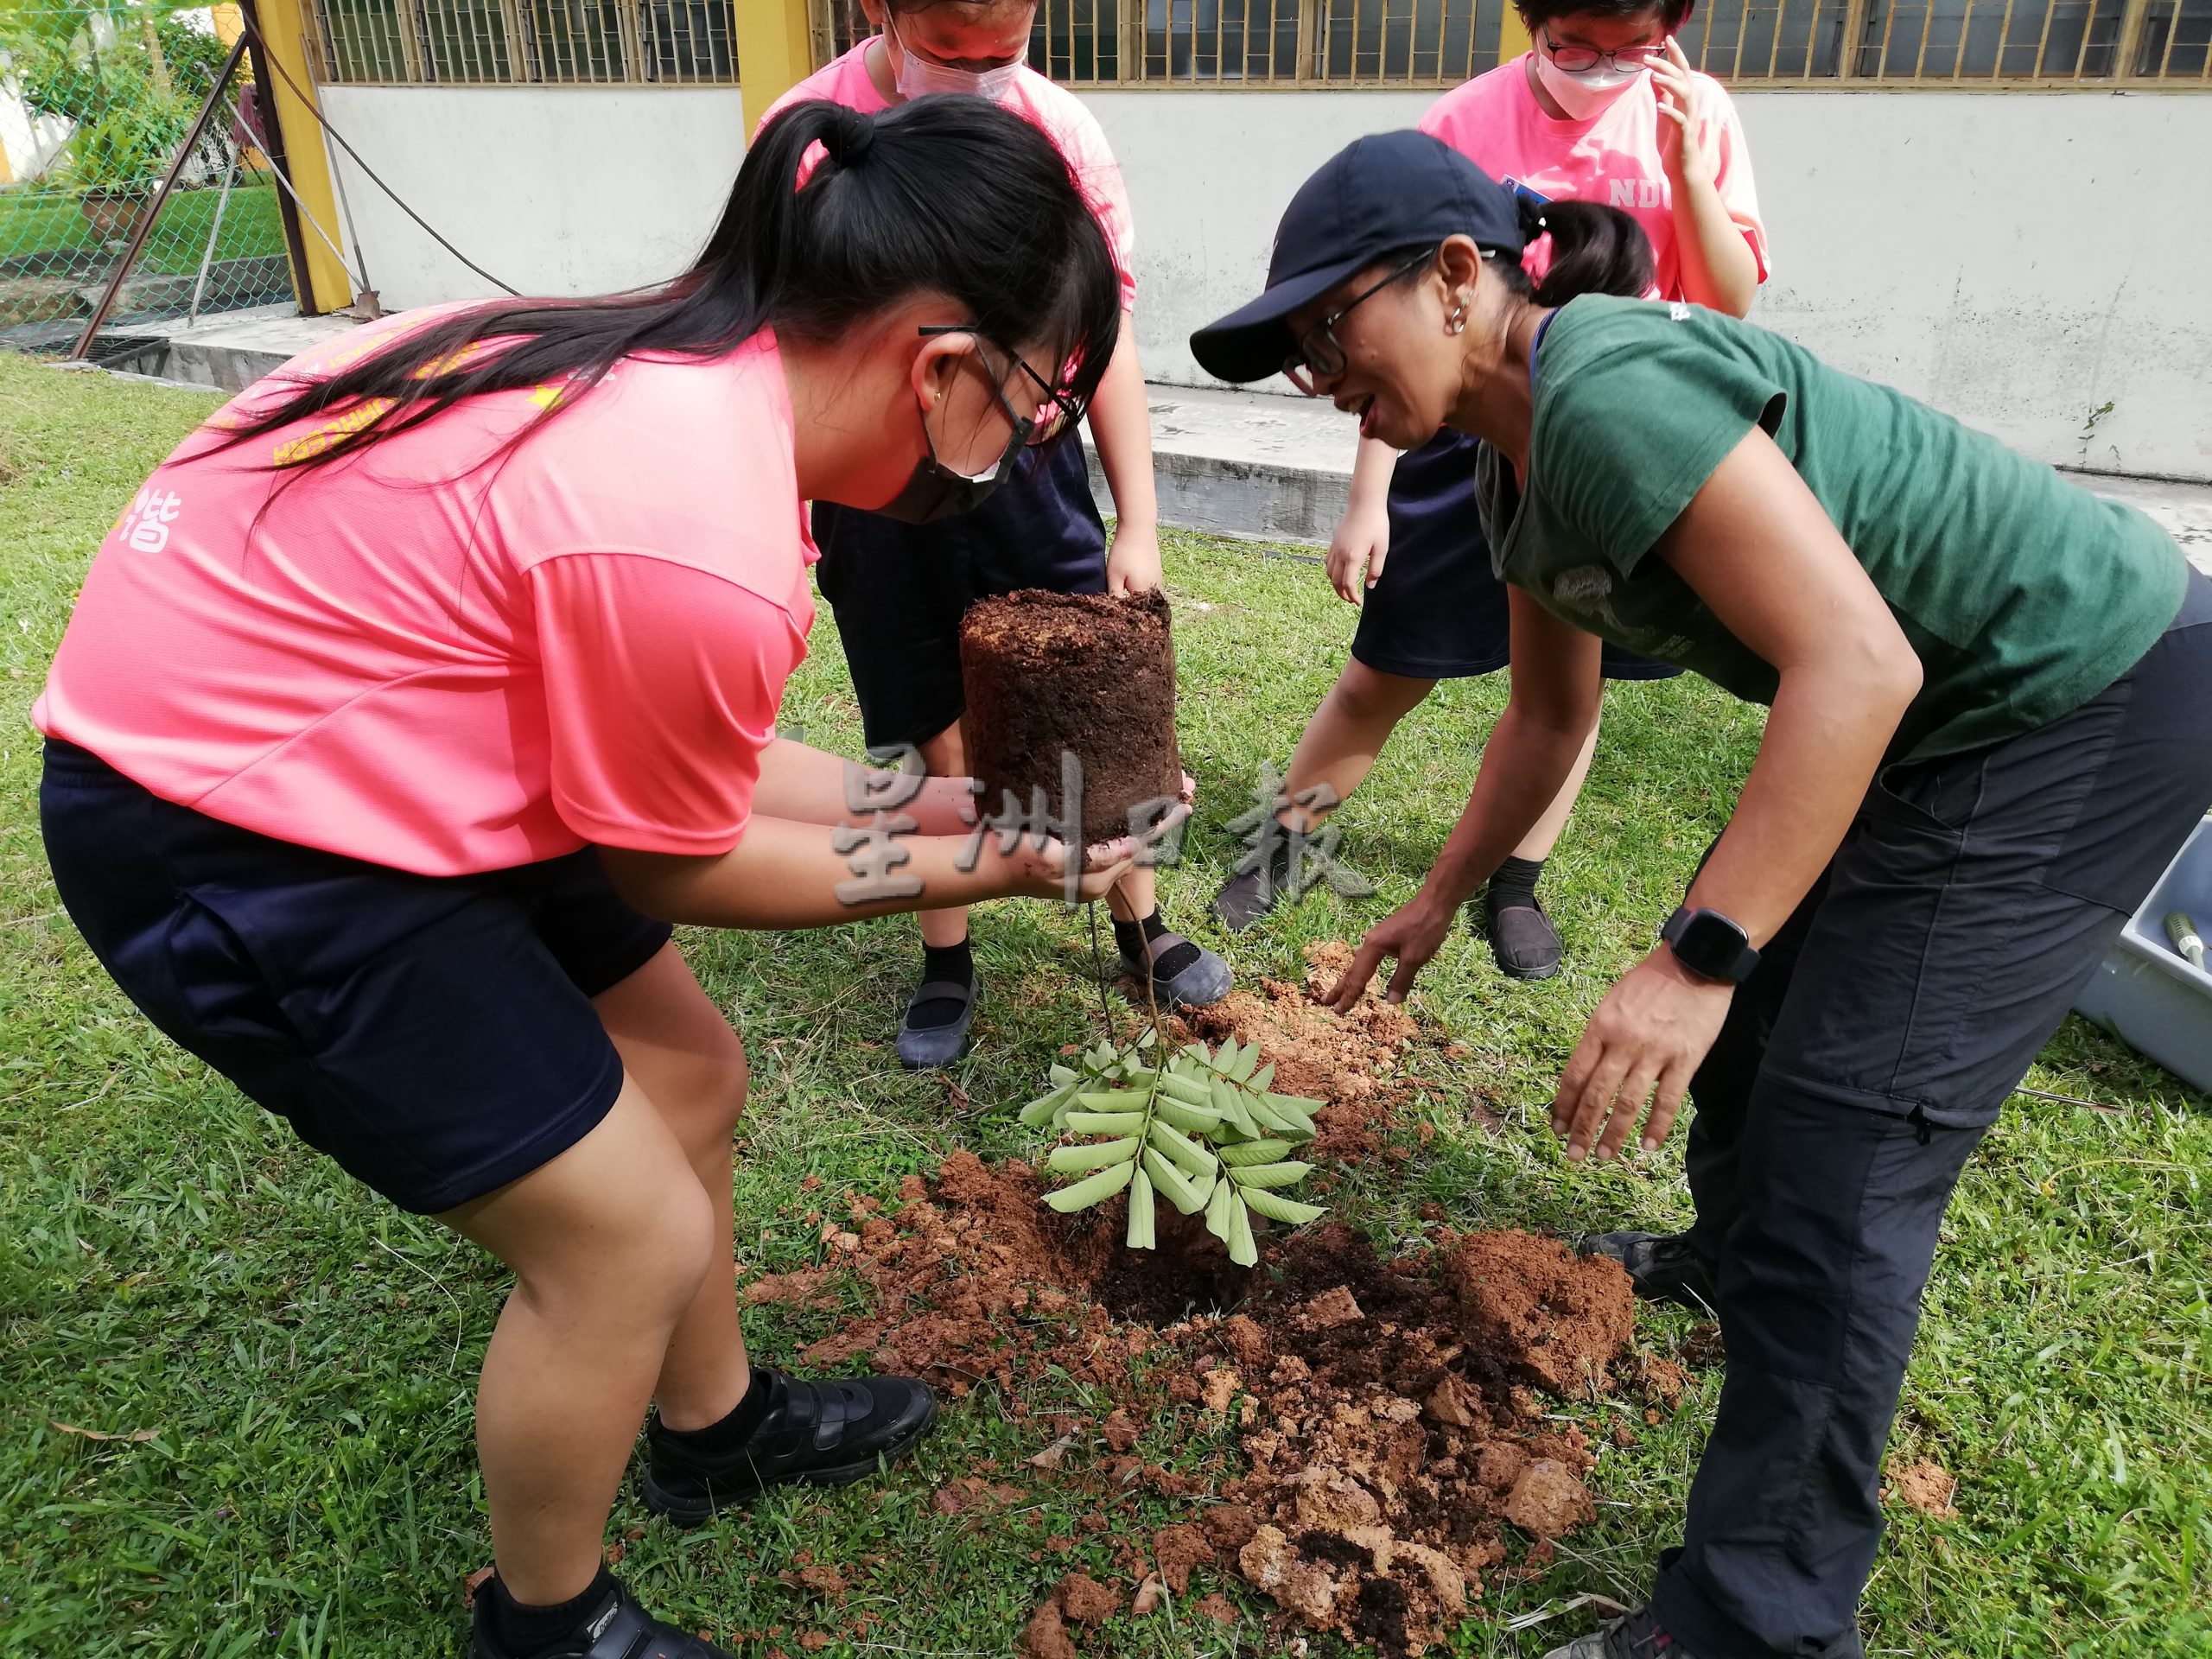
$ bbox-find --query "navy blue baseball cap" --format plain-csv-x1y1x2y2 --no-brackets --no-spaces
1191,130,1529,385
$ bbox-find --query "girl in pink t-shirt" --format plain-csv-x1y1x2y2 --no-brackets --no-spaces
1215,0,1770,982
35,99,1146,1659
760,0,1233,1070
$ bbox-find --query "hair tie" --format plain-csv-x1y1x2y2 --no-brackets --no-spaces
827,109,877,164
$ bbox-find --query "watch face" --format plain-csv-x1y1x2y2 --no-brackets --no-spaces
1674,909,1751,978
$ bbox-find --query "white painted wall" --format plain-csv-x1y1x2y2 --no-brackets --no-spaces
1081,86,2212,481
319,85,748,308
317,81,2212,480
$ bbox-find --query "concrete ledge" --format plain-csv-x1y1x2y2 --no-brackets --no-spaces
62,314,2212,581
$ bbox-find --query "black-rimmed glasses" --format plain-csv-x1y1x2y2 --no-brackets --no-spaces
1281,248,1437,396
917,325,1085,446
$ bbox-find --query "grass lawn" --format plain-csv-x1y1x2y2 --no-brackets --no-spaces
0,181,288,274
2,351,2207,1658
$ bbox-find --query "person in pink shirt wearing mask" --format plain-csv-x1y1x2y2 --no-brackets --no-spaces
1214,0,1768,988
760,0,1233,1071
35,99,1150,1659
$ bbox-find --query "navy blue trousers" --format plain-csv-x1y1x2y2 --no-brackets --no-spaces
1654,573,2212,1656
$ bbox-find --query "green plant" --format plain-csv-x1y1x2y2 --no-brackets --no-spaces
1020,1032,1327,1264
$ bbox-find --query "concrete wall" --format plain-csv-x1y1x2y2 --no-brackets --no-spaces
1082,86,2212,481
317,81,2212,480
319,86,747,308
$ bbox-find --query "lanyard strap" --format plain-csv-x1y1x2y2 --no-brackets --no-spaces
1529,308,1560,390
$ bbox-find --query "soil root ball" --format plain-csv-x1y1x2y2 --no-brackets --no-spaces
959,588,1181,845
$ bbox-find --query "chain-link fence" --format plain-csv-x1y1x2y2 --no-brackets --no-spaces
2,2,296,358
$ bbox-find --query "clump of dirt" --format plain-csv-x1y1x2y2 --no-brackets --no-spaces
1885,1459,1959,1519
1444,1231,1637,1395
1215,1223,1630,1654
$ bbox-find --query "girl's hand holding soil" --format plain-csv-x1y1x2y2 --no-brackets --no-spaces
1650,38,1715,189
1551,948,1733,1161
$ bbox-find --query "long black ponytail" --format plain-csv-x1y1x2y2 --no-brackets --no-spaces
1497,196,1654,306
215,97,1124,472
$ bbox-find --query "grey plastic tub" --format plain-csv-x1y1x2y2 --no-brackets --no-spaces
2072,816,2212,1096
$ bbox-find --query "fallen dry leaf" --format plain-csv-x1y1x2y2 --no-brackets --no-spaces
1132,1574,1168,1616
48,1421,156,1444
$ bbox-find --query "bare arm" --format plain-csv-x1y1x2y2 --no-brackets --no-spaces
753,736,981,836
601,820,1129,931
1088,313,1163,594
1329,435,1403,604
1550,427,1922,1160
1653,39,1761,317
1322,594,1604,1008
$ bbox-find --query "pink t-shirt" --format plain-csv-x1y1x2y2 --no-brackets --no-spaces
1421,55,1769,300
35,311,817,876
758,43,1138,312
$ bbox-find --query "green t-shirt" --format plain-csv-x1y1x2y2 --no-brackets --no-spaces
1475,295,2187,762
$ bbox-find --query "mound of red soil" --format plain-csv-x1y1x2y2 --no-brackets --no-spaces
745,944,1651,1656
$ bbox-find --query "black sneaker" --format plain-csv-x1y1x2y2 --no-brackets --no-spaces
1540,1603,1706,1659
1211,842,1294,932
1477,887,1564,980
641,1368,938,1527
1578,1230,1719,1313
471,1573,736,1658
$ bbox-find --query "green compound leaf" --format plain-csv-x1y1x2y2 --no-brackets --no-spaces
1046,1136,1140,1174
1143,1147,1207,1216
1147,1118,1218,1180
1065,1110,1147,1135
1242,1188,1325,1227
1229,1160,1312,1190
1126,1167,1156,1249
1043,1157,1135,1213
1217,1137,1295,1167
1226,1192,1259,1266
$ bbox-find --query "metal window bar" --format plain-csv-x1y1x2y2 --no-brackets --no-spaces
804,0,2198,83
1659,0,2180,76
303,0,736,81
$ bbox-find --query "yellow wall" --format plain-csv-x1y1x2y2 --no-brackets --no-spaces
733,0,815,123
245,0,353,312
1498,7,1532,60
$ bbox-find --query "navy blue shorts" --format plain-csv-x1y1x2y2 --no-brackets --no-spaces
1352,429,1681,683
39,739,674,1215
812,435,1107,751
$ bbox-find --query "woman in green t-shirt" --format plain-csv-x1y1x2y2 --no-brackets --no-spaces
1192,131,2212,1659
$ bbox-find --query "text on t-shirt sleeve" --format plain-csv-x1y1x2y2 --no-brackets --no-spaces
529,551,804,855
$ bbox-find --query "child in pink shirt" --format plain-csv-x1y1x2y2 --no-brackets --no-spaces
760,0,1231,1070
1214,0,1770,986
35,99,1141,1659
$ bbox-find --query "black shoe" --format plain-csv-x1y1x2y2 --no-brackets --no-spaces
1118,931,1233,1008
1478,888,1564,980
1540,1603,1707,1659
471,1573,736,1658
1578,1230,1719,1313
642,1368,938,1527
896,975,981,1071
1211,843,1294,932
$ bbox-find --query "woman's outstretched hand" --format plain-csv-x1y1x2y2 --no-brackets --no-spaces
1551,948,1733,1161
1319,897,1453,1011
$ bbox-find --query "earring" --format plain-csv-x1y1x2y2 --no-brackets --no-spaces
1448,304,1466,335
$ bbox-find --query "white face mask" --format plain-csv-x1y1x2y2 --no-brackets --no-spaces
888,16,1025,102
1533,49,1645,119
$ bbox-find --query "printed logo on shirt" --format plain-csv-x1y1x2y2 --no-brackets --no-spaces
1607,177,1672,212
115,486,184,553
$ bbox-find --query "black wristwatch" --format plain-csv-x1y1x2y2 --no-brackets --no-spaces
1661,906,1760,985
